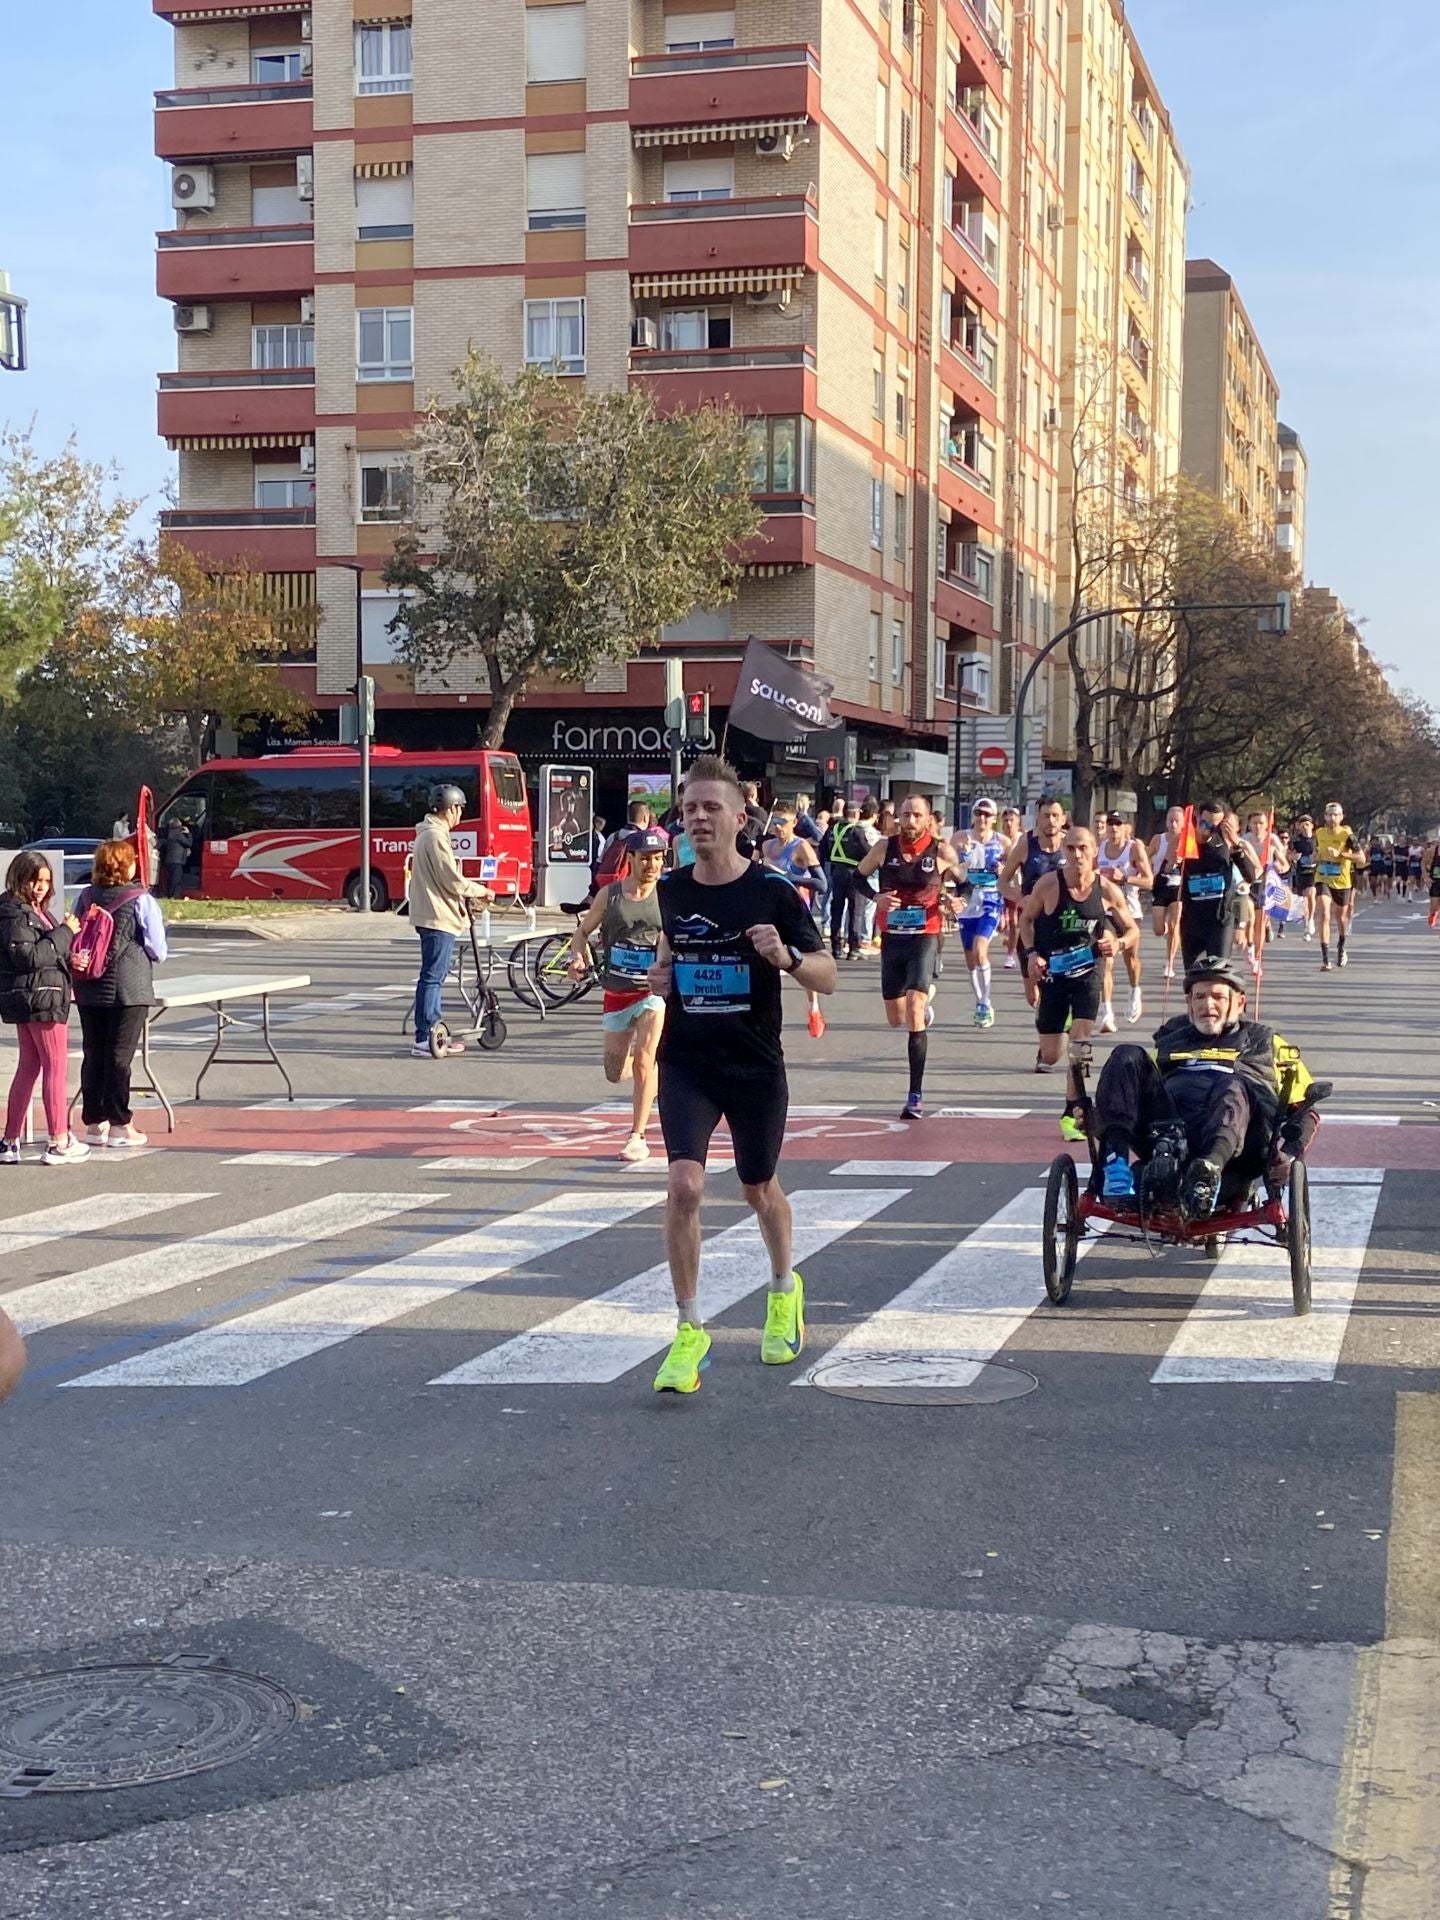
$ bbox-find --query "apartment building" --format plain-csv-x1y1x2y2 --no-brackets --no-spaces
151,0,1184,807
1180,257,1279,549
1049,3,1187,780
1276,420,1306,580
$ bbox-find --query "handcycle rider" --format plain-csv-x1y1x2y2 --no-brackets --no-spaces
1090,953,1322,1220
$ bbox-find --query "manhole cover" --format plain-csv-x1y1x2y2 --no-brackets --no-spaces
807,1352,1039,1406
0,1656,298,1796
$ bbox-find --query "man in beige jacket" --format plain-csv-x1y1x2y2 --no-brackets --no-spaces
410,783,494,1057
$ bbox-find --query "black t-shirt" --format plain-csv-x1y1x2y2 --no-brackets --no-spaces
658,862,823,1075
1180,839,1236,923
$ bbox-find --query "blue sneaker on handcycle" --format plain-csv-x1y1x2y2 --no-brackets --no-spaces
1102,1154,1136,1201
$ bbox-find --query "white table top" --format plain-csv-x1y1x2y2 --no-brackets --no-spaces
154,973,312,1011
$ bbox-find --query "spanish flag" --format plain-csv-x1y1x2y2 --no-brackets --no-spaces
1177,805,1200,863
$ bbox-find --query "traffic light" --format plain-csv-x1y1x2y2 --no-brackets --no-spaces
823,753,840,783
685,690,710,744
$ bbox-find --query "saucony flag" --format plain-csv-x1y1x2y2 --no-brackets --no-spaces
727,638,837,744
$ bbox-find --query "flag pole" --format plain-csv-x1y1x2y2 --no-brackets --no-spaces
1252,799,1275,1018
1163,803,1197,1019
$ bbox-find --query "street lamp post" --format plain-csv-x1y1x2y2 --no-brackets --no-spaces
334,561,373,914
1012,592,1292,803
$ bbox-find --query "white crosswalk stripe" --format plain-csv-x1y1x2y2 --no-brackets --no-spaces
434,1188,908,1387
1150,1175,1385,1385
795,1188,1109,1388
6,1192,433,1338
0,1193,214,1261
65,1190,663,1388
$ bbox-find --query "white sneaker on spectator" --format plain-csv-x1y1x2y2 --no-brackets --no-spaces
44,1137,92,1165
107,1129,148,1148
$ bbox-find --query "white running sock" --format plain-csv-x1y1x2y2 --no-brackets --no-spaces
970,965,985,1003
771,1269,796,1294
677,1300,701,1328
975,963,992,1004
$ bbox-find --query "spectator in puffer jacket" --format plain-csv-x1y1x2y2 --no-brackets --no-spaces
72,838,169,1149
0,850,88,1166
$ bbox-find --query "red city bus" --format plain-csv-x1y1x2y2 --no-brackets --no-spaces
154,747,533,910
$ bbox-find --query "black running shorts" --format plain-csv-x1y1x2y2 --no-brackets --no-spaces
1319,883,1353,906
880,933,939,1001
657,1059,789,1188
1035,968,1102,1035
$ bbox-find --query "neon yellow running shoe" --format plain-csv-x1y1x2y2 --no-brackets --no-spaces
761,1273,806,1364
653,1322,711,1393
1059,1110,1087,1144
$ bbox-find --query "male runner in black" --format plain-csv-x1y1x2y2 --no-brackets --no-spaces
647,755,835,1394
999,797,1068,1011
1177,802,1260,970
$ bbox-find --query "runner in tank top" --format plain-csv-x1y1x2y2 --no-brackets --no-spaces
1096,811,1152,1029
998,796,1069,1012
1146,805,1186,982
855,795,962,1118
998,805,1024,968
950,795,1008,1029
762,802,827,1040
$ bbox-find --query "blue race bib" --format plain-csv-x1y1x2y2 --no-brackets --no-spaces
1048,944,1094,978
1187,871,1226,899
673,957,750,1013
609,942,655,980
1318,861,1343,880
887,905,927,933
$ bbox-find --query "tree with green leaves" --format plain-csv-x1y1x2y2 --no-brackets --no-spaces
385,355,762,748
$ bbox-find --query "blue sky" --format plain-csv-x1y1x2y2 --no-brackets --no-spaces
4,1,1437,698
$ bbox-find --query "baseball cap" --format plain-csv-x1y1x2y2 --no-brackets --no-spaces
627,828,670,855
972,795,997,814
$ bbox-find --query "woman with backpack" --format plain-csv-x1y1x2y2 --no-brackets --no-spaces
71,838,168,1148
0,851,89,1166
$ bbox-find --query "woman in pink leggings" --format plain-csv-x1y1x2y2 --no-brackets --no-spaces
0,850,89,1166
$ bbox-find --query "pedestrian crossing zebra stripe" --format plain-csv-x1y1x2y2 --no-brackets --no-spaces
5,1192,435,1339
1150,1179,1386,1385
63,1190,664,1389
0,1194,214,1261
793,1187,1110,1389
430,1188,910,1387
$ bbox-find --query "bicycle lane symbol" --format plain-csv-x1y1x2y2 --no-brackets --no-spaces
784,1117,911,1140
449,1113,622,1151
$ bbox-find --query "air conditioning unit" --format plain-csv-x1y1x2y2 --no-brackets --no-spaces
171,164,215,211
299,43,313,74
300,10,312,39
1046,201,1063,231
745,286,794,312
296,154,315,201
298,445,316,475
173,304,212,333
630,316,659,350
299,294,316,324
991,29,1012,66
1043,406,1062,430
756,131,795,161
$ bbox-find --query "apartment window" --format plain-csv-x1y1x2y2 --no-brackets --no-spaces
895,388,908,437
253,48,304,83
874,214,887,282
355,23,411,94
875,81,889,153
254,467,314,510
870,478,884,548
890,619,905,687
361,590,408,665
934,632,947,698
526,152,585,230
662,156,733,203
252,176,309,225
659,307,731,350
664,9,735,50
527,4,586,81
252,323,313,369
893,489,906,560
899,110,913,177
356,173,414,240
868,611,881,680
524,296,586,374
356,306,413,382
357,453,414,523
745,416,811,493
957,651,991,707
873,356,885,419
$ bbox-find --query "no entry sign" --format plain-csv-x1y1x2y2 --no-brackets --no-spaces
977,745,1010,778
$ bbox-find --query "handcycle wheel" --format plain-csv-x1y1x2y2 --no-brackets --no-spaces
428,1020,451,1060
1288,1159,1312,1316
476,1000,508,1051
1042,1154,1081,1305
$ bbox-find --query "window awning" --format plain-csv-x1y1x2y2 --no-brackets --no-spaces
166,432,314,451
631,265,805,299
633,115,809,149
355,159,412,179
744,561,806,577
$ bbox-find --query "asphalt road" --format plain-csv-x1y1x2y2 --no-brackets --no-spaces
1,894,1437,1918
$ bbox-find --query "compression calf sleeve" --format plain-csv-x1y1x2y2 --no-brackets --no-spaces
975,962,991,1004
907,1029,928,1096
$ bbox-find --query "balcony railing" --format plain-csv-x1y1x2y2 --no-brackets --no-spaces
1131,99,1155,146
950,327,998,389
156,80,313,110
960,0,1003,44
1122,411,1148,449
941,436,995,496
159,368,316,389
630,193,815,225
161,508,315,529
630,43,816,76
157,223,314,250
630,345,815,372
945,544,995,598
1125,259,1151,300
949,222,999,281
951,89,1003,171
1126,176,1153,224
1125,338,1151,380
